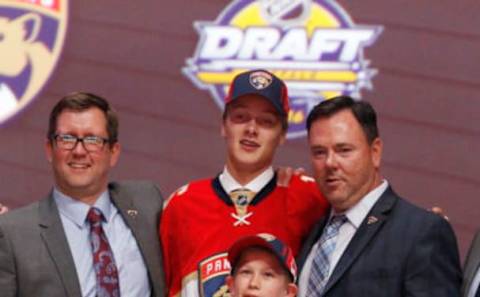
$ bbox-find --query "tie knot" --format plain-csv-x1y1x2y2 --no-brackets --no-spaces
329,214,347,227
87,207,105,225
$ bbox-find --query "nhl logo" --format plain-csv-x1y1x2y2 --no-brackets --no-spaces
183,0,382,139
236,194,248,206
0,0,69,125
260,0,312,25
249,71,273,90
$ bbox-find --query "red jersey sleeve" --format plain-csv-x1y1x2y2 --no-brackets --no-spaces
285,174,329,252
159,184,190,297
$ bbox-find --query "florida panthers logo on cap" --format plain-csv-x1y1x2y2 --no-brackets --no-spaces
183,0,382,138
249,71,272,90
0,0,69,125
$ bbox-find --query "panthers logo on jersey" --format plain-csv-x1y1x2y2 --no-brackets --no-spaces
198,252,231,297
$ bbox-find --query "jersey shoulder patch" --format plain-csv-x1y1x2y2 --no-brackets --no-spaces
164,183,190,209
164,178,214,209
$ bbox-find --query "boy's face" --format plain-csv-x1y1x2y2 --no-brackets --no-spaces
222,95,286,176
227,248,297,297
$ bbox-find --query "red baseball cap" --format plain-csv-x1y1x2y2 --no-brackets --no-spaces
227,233,297,282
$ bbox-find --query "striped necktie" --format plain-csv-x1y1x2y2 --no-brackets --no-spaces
306,214,347,296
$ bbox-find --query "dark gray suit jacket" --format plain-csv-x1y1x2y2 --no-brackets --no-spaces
462,230,480,297
0,181,166,297
297,186,462,296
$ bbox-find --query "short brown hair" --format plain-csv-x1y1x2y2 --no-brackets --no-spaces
306,95,379,144
47,92,119,145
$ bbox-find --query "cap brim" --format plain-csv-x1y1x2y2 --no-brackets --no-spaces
226,93,287,117
227,235,273,265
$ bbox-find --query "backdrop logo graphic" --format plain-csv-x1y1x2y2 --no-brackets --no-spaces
183,0,382,138
0,0,68,124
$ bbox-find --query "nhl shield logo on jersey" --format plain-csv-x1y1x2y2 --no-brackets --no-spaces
183,0,382,138
198,253,231,297
0,0,68,124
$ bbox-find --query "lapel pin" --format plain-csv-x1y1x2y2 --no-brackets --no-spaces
367,216,378,225
127,209,138,218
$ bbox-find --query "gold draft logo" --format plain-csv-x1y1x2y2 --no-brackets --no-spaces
183,0,382,138
0,0,68,125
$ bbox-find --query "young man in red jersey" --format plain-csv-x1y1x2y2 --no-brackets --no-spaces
160,69,328,297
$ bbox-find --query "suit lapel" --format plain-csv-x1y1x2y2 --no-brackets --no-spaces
297,214,329,270
109,185,153,261
39,194,82,297
463,231,480,294
109,184,139,232
109,184,159,290
322,187,397,294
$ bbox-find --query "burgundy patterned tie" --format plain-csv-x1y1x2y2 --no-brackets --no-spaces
87,207,120,297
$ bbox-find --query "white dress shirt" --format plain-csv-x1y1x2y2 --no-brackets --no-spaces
218,166,274,193
54,188,151,297
298,180,389,297
467,268,480,297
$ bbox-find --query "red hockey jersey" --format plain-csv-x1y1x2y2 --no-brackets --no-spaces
160,174,328,297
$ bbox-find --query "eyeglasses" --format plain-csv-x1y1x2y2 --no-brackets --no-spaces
52,134,110,152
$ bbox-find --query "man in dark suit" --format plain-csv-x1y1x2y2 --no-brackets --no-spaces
296,95,461,296
0,92,165,297
463,231,480,297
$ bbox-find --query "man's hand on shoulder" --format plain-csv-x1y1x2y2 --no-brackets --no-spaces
276,166,306,187
0,203,9,215
430,206,449,221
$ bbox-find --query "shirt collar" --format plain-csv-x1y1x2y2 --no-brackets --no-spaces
219,166,274,193
53,188,116,228
331,180,389,228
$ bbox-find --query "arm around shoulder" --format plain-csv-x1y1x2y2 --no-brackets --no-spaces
0,203,9,215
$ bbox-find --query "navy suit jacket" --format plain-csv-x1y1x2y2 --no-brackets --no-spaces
297,186,462,296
